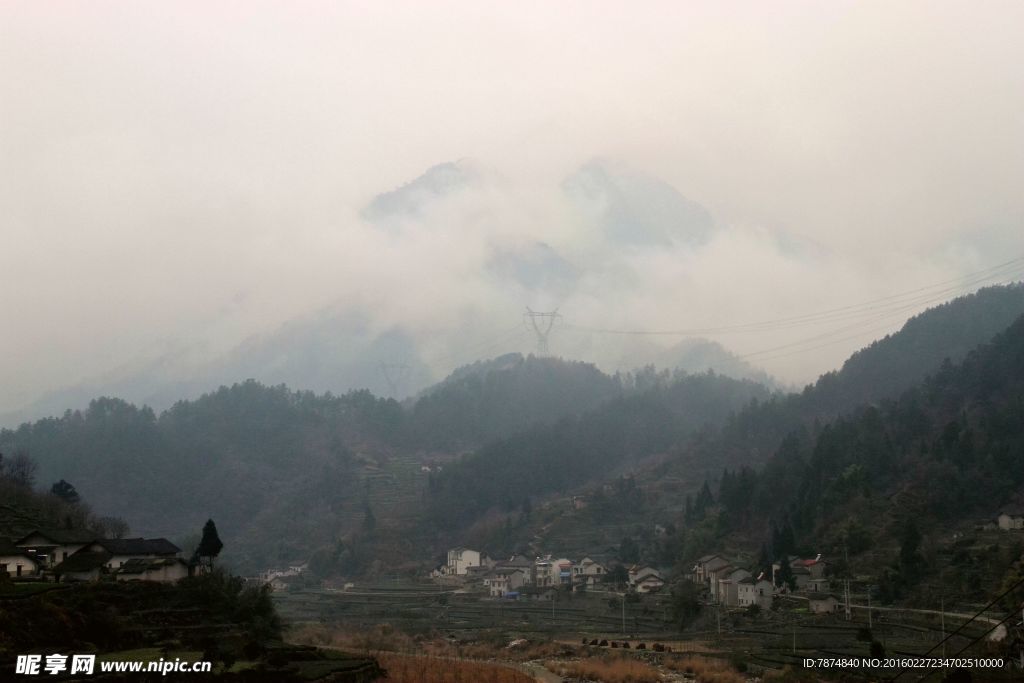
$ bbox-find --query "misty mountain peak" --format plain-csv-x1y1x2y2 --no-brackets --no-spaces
362,160,479,223
563,159,716,247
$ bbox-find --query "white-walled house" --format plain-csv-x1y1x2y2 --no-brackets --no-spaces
573,557,607,588
0,538,42,579
628,565,662,585
446,548,482,575
706,563,737,602
634,571,666,593
694,555,728,586
718,567,751,606
789,557,829,591
80,538,181,571
53,551,110,582
998,510,1024,531
628,565,666,593
15,529,96,568
53,537,187,583
809,595,841,614
495,555,534,581
115,557,190,583
488,568,527,597
738,577,775,609
534,556,555,587
531,556,573,587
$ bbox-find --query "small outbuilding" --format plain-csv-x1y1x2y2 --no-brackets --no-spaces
997,509,1024,531
808,594,841,614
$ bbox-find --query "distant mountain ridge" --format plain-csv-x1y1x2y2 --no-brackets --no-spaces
423,284,1024,544
361,160,478,223
1,157,814,426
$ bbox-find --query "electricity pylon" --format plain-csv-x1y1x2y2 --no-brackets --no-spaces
524,308,561,356
379,363,410,397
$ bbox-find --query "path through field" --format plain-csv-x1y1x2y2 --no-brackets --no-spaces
518,661,564,683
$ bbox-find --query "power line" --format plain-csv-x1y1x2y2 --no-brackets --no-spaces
564,257,1024,337
923,606,1024,681
412,256,1024,383
889,573,1024,681
555,263,1024,377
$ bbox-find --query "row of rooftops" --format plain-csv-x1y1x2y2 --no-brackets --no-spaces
53,550,186,576
694,552,827,584
1,528,183,577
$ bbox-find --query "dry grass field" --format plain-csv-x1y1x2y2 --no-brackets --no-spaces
545,654,664,683
373,653,535,683
663,655,746,683
289,622,757,683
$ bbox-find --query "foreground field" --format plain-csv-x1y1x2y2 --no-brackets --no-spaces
290,623,755,683
375,653,535,683
279,584,1023,681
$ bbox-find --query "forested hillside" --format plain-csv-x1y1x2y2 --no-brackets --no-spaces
4,285,1023,578
0,450,120,541
425,370,771,527
418,286,1024,576
657,284,1024,484
1,357,745,571
809,283,1024,413
688,312,1024,603
407,354,622,448
0,385,399,570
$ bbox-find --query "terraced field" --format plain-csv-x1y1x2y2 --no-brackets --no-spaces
277,585,1022,678
276,585,679,639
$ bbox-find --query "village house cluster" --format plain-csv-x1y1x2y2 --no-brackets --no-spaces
432,547,665,598
256,562,310,591
690,553,834,612
0,528,189,584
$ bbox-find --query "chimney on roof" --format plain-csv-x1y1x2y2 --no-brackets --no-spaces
815,553,822,562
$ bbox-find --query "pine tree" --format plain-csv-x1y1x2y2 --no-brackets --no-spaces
50,479,80,504
195,519,224,569
776,560,795,590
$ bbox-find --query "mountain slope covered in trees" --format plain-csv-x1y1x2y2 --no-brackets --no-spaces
1,358,753,571
808,283,1024,413
689,312,1024,604
423,285,1024,534
655,284,1024,484
424,370,771,528
3,285,1023,577
408,353,622,448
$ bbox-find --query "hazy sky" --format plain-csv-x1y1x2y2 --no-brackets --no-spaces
2,1,1023,412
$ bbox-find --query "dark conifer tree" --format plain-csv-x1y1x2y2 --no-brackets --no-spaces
195,519,224,569
50,479,80,504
